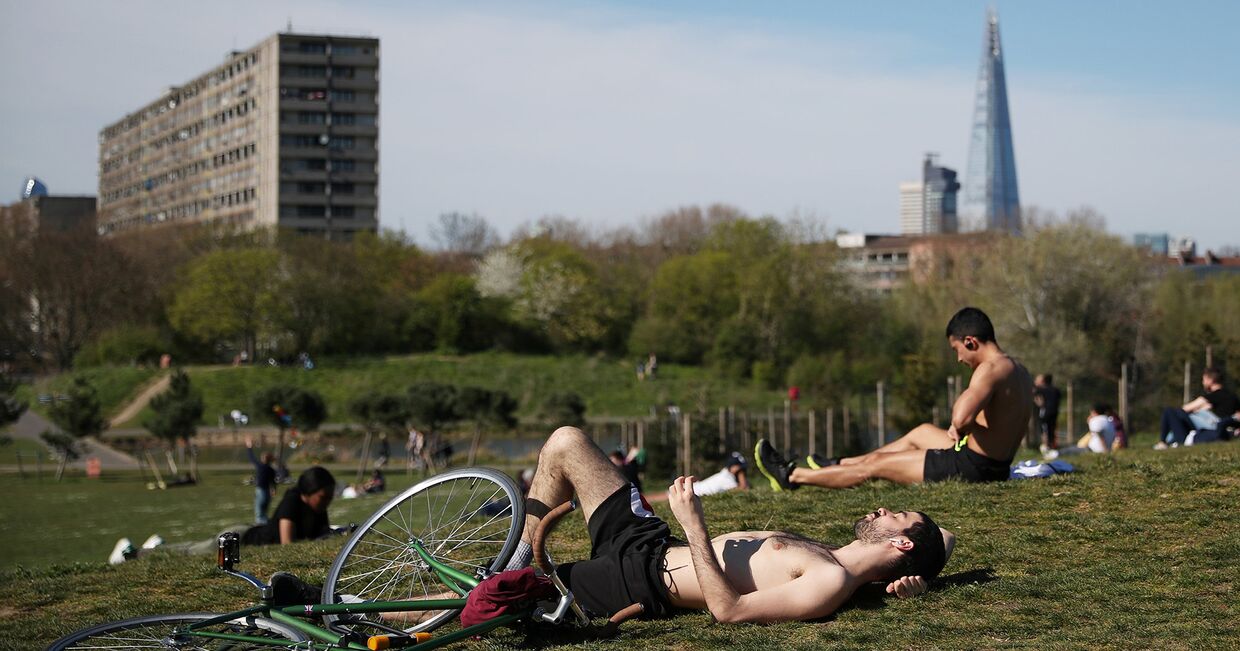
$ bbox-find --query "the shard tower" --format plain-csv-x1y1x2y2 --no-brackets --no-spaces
964,9,1021,234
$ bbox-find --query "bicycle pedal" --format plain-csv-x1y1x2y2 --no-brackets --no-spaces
367,632,432,649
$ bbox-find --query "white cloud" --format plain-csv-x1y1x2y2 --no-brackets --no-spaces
1,1,1235,249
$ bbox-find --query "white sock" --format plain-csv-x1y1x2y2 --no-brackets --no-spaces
504,541,533,571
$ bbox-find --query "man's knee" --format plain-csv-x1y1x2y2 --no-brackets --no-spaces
539,426,593,465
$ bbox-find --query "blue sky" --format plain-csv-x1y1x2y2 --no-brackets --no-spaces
2,0,1237,249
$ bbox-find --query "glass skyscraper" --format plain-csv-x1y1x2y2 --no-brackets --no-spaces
964,9,1021,234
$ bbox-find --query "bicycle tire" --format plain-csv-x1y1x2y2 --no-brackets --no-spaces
46,612,307,650
322,467,525,634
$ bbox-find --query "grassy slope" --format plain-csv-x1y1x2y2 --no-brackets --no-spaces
115,353,789,428
2,439,1237,649
15,366,162,423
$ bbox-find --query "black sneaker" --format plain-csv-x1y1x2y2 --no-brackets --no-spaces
270,572,323,606
754,439,797,491
806,453,840,469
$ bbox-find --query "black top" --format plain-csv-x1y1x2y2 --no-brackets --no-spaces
1205,388,1240,420
247,448,276,492
1034,385,1061,420
242,487,330,546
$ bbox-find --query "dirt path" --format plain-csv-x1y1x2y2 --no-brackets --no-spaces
108,373,170,428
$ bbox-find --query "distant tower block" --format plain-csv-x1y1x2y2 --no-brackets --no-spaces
964,8,1021,234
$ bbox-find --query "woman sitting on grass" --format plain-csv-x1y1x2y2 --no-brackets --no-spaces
109,466,337,564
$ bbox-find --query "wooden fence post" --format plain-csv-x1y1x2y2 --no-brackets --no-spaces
876,381,886,447
718,407,727,455
682,416,692,477
1066,381,1075,442
1120,362,1129,439
1184,361,1192,404
768,407,776,444
783,400,792,452
808,410,816,457
826,407,835,458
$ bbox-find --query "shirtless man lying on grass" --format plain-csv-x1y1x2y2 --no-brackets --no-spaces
757,306,1033,491
497,426,956,623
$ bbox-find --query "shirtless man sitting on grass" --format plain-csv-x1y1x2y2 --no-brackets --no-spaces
499,426,956,623
756,306,1033,491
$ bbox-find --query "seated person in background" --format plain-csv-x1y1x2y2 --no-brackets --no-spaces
1156,367,1240,448
648,452,749,501
110,467,337,564
343,468,387,499
1044,404,1114,459
503,427,954,623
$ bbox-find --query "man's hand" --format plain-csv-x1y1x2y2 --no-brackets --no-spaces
667,476,706,536
946,425,960,444
884,575,928,598
245,436,254,448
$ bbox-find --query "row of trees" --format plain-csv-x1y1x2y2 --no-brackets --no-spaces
2,202,1236,431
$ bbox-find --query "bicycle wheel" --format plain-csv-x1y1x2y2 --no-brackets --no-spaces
322,467,525,634
47,612,307,650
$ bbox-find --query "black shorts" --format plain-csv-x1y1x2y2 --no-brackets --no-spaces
555,484,675,619
923,446,1010,483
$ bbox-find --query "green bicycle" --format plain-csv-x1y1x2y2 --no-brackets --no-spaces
48,467,633,650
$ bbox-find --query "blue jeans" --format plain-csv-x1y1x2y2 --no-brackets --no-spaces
254,487,271,524
1161,408,1221,445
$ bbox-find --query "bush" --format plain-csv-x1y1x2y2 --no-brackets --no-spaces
74,327,165,367
539,392,586,427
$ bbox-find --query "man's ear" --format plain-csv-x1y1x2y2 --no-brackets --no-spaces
889,537,914,552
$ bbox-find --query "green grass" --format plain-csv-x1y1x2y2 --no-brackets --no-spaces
114,353,788,428
2,440,1238,649
15,366,162,422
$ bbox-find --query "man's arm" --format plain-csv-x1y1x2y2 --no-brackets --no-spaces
1181,396,1209,412
948,363,1000,440
666,476,849,622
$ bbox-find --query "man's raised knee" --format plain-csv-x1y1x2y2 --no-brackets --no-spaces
540,426,591,463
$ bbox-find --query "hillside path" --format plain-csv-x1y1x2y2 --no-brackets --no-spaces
108,373,170,427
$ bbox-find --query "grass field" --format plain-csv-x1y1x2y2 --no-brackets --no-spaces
2,436,1237,649
22,354,790,429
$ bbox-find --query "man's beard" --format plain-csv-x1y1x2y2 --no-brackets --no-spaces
853,514,895,543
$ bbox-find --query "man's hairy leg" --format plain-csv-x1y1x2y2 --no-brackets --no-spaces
791,449,927,488
840,424,952,465
521,426,628,544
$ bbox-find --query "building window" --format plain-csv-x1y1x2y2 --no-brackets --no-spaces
328,90,355,102
298,42,327,54
329,159,355,172
328,136,355,150
333,205,356,217
330,182,355,195
331,45,358,55
330,66,355,78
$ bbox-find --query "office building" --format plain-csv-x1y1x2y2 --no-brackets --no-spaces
900,155,960,235
98,33,379,238
1133,233,1170,256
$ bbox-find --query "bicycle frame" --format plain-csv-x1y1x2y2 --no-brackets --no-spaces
181,538,531,650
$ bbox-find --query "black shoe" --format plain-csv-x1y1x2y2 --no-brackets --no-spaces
754,439,797,491
270,572,323,606
806,453,840,469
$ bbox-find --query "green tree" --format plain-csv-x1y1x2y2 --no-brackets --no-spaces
251,385,327,467
407,275,508,353
538,392,587,427
455,386,519,464
143,370,204,447
348,393,411,480
46,377,108,480
169,249,282,361
406,382,460,436
0,372,26,429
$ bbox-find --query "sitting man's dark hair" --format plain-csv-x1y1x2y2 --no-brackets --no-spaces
945,307,996,343
893,513,947,581
297,466,337,495
1203,366,1225,385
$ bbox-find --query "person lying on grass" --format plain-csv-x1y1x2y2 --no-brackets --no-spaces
757,306,1033,491
496,426,955,623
